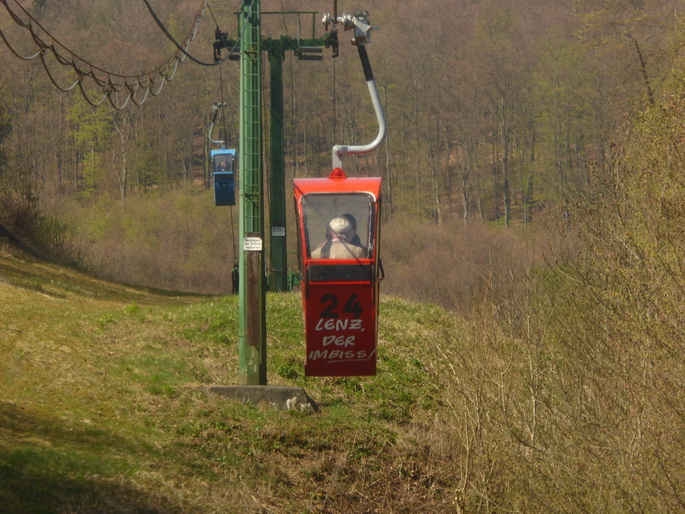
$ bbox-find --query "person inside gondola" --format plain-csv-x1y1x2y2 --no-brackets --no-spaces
217,160,229,171
311,216,366,259
341,213,368,254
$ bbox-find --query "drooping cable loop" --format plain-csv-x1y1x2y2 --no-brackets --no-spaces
149,74,167,97
0,28,41,59
107,89,133,111
160,59,181,81
131,86,151,106
77,81,108,107
0,0,211,109
38,53,79,92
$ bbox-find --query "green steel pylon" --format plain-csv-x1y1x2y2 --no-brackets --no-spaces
268,37,287,293
218,6,329,383
238,0,266,385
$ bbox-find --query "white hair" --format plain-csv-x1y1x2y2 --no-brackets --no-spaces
328,216,353,241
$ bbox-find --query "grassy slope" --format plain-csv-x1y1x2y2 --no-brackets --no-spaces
0,247,462,513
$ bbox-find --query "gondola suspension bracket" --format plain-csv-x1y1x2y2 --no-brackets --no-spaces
321,11,386,169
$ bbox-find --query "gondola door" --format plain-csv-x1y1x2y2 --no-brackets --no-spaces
294,168,382,376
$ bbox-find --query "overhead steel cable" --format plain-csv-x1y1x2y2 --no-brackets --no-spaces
0,27,40,60
0,0,210,109
142,0,221,67
207,2,220,28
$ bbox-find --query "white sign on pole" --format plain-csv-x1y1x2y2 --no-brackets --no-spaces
243,237,263,251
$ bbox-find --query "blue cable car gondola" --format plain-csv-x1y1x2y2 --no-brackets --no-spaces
211,149,237,206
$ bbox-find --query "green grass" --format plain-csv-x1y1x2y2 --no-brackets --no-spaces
4,233,683,512
0,249,461,512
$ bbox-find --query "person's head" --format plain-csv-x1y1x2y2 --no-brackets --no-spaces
327,216,354,241
341,213,357,232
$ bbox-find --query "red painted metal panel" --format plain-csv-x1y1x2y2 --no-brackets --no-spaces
294,168,382,198
304,281,377,376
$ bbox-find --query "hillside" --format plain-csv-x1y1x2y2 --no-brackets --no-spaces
3,185,685,513
0,246,463,512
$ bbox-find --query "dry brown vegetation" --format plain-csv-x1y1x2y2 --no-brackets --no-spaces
50,189,549,302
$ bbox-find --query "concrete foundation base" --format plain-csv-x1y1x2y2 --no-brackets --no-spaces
209,385,318,413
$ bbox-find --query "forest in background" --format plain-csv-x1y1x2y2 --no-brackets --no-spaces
3,0,671,215
2,0,683,297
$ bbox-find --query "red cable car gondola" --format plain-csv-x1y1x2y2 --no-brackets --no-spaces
294,168,382,376
294,11,386,376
